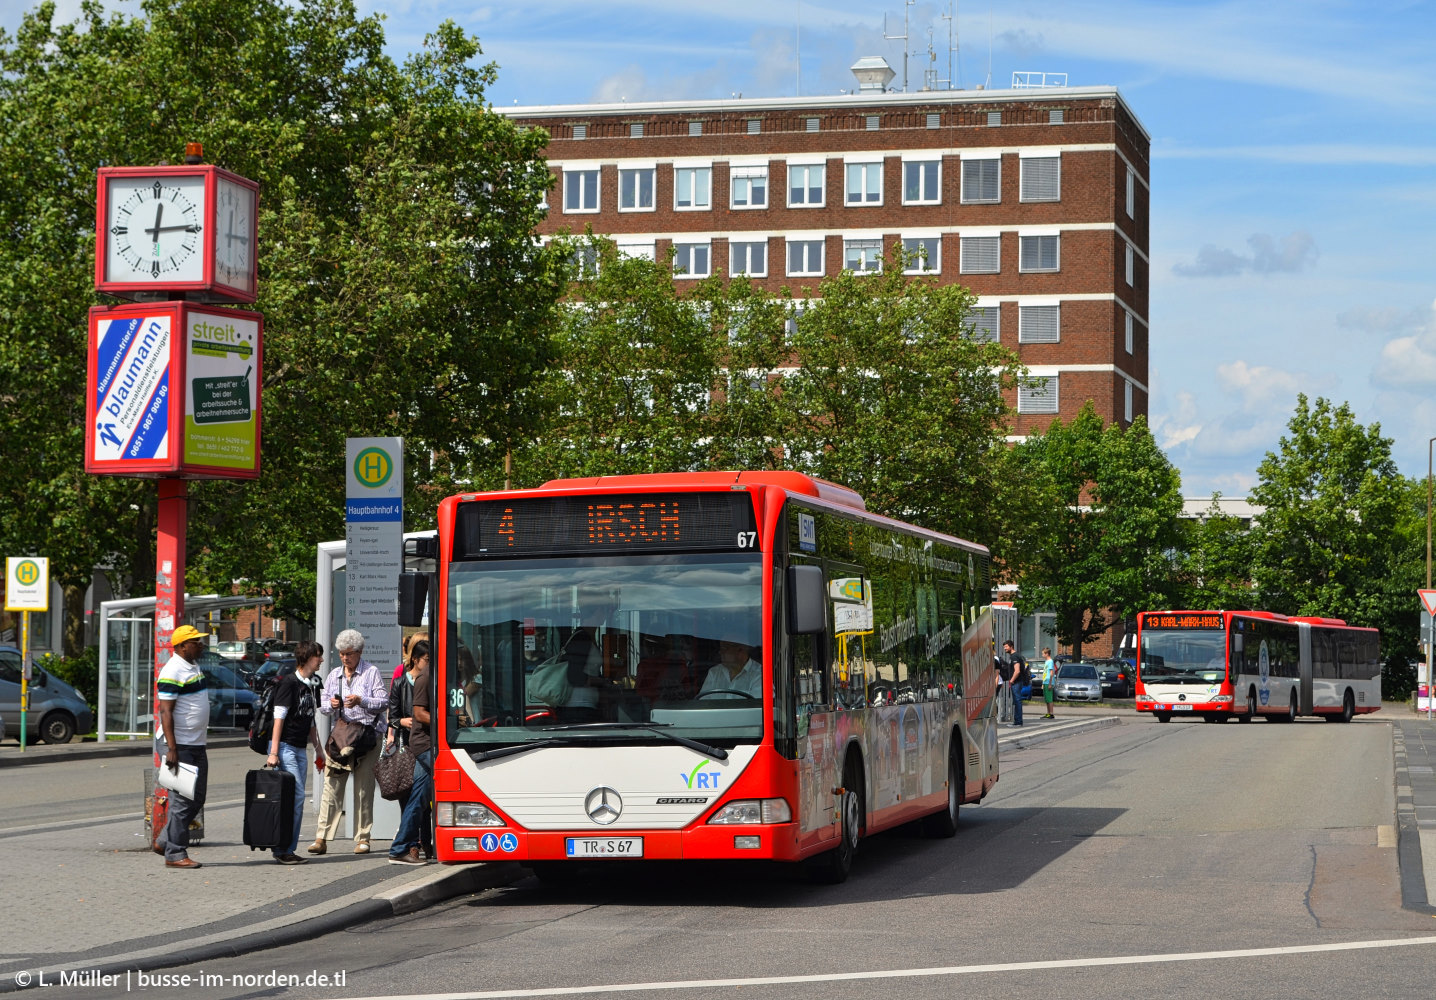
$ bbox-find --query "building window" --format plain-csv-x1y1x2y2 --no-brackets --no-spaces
986,111,1002,126
673,242,711,278
731,241,768,277
562,169,599,213
1126,168,1136,218
1020,156,1060,202
571,124,588,140
903,160,940,204
845,161,882,205
787,239,825,276
1018,304,1060,343
616,240,655,261
902,237,940,274
1018,376,1058,413
730,165,768,209
1125,244,1134,285
569,245,598,278
1049,109,1064,124
959,236,1000,274
805,117,820,133
926,112,941,129
961,158,1000,203
1019,234,1059,272
618,168,655,211
865,115,880,131
630,123,645,138
969,305,999,342
689,121,703,137
844,238,882,272
674,166,711,210
1124,380,1134,423
789,163,826,207
1125,312,1134,354
747,119,761,134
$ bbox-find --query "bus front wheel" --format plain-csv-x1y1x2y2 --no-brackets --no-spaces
1154,712,1172,723
808,757,864,884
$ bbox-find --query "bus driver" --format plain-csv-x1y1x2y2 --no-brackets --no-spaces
698,631,762,700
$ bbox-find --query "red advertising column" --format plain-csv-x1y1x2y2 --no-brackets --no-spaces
154,478,187,664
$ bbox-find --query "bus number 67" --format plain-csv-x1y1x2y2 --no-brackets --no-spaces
737,531,758,549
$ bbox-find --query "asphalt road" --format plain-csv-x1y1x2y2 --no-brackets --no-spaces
80,716,1434,1000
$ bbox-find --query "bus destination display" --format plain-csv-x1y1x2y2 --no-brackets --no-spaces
1143,613,1223,629
455,492,758,558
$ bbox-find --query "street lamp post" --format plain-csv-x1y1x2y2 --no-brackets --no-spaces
1427,437,1435,718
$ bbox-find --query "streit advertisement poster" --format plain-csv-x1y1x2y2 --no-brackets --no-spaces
183,309,260,472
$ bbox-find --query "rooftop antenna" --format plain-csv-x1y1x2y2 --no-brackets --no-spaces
945,0,959,90
883,0,916,92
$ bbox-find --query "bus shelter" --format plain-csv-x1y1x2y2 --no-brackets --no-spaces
97,593,273,740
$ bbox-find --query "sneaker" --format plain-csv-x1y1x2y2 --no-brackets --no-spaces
387,847,426,866
275,853,309,865
164,858,202,869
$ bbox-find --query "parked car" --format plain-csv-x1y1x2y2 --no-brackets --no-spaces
1051,662,1104,702
195,651,260,731
1093,658,1135,699
0,645,94,744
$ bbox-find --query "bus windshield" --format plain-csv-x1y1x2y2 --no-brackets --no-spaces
445,553,764,749
1139,629,1228,683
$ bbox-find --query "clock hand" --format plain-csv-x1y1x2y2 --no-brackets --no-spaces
149,202,164,243
147,224,200,234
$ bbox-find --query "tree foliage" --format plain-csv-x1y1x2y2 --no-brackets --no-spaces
1014,403,1184,658
1249,395,1422,693
1175,495,1258,612
0,0,567,644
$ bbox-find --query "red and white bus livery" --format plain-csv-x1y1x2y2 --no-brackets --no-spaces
1135,610,1381,724
399,472,1001,881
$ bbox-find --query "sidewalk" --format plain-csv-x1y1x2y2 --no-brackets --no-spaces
0,735,250,768
0,712,1122,992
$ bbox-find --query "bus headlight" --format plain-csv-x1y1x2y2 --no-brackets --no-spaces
436,801,505,827
1212,694,1234,703
708,798,792,824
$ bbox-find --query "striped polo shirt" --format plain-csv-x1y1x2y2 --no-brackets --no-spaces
157,654,210,745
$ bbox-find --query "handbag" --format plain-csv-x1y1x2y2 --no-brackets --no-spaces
374,740,414,800
156,761,200,800
525,655,572,707
326,715,378,765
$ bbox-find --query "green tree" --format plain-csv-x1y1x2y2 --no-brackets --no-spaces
0,0,567,641
1249,395,1422,694
770,253,1022,543
1177,495,1258,611
1015,403,1185,659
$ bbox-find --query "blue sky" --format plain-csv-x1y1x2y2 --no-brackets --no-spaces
14,1,1436,498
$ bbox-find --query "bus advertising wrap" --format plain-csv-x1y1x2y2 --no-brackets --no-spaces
85,302,262,479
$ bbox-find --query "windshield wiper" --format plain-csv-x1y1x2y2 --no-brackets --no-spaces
469,738,570,763
535,722,729,761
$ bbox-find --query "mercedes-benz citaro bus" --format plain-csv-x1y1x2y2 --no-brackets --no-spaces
1134,610,1381,724
396,471,1001,882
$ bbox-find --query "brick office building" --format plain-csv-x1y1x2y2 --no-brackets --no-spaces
504,67,1151,435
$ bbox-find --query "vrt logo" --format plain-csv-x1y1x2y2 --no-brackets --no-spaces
353,447,393,488
681,762,724,790
14,560,40,586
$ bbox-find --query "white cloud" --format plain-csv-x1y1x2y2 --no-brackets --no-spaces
1372,299,1436,391
1173,232,1318,278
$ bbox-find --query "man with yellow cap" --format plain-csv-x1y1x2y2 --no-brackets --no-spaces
156,624,211,869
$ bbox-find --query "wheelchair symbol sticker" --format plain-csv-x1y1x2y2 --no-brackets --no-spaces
480,833,500,852
499,833,518,853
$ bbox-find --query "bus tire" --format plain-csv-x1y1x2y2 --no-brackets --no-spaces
1276,693,1297,723
922,740,962,839
1339,690,1354,723
808,754,864,884
1242,689,1257,721
1154,712,1171,723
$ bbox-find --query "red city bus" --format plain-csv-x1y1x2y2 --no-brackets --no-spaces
1134,610,1381,723
398,471,1001,881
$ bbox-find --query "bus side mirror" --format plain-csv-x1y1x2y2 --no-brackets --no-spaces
787,565,826,635
398,572,428,628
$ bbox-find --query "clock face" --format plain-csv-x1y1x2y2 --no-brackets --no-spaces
104,175,206,282
213,177,256,292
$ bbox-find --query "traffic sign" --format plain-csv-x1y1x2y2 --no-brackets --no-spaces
1420,590,1436,617
5,556,48,611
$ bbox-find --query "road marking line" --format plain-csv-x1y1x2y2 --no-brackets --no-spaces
341,934,1436,1000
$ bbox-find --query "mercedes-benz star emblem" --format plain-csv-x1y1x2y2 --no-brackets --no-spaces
585,786,622,825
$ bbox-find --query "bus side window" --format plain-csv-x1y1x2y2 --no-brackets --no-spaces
793,632,826,730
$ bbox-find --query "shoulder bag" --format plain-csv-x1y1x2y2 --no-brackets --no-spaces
374,739,414,800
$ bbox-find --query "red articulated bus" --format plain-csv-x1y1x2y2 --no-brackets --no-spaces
398,471,1001,882
1134,610,1381,724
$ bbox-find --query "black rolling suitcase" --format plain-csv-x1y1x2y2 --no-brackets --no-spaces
243,766,295,850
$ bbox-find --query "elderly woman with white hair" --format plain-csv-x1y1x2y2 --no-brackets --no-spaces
308,628,388,855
